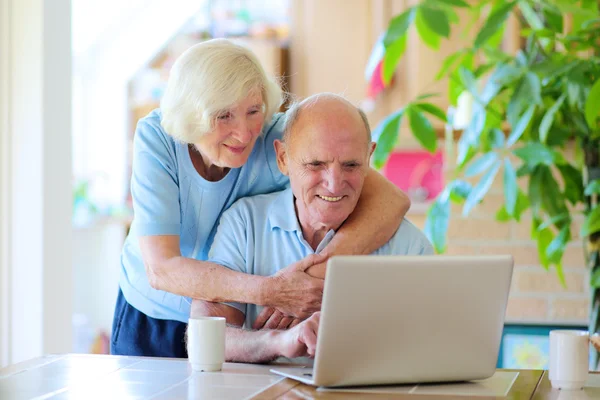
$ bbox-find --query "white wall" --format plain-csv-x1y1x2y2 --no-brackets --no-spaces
0,0,11,368
0,0,72,366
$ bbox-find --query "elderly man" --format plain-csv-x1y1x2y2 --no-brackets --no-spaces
191,93,434,363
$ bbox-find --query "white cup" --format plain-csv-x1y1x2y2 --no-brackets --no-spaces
187,317,226,372
549,330,589,390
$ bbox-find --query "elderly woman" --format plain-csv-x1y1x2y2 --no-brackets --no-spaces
111,38,411,358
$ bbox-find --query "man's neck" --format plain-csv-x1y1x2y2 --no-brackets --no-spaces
294,199,341,251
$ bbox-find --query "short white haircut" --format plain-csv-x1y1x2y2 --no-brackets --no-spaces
160,38,283,143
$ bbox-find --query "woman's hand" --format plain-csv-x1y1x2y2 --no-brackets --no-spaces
263,254,326,319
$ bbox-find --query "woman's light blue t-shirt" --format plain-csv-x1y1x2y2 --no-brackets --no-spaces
119,109,289,323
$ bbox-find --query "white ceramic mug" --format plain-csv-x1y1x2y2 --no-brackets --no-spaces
187,317,226,372
549,330,589,390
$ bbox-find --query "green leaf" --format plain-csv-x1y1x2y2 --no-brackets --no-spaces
436,52,465,80
415,7,441,49
591,267,600,289
506,105,536,147
495,189,529,222
539,94,566,144
458,66,480,100
413,102,447,122
486,128,505,150
463,161,501,216
415,93,439,101
507,73,541,126
542,7,563,33
383,8,415,46
504,157,517,216
465,152,499,178
567,81,585,109
519,1,544,30
449,180,472,202
419,5,450,38
536,225,554,270
528,165,545,214
585,180,600,196
430,0,469,7
496,207,511,222
514,190,530,221
491,64,524,86
457,102,487,166
372,110,404,169
581,206,600,237
408,108,438,152
513,142,561,167
424,197,450,253
537,166,569,221
382,35,408,85
538,214,570,232
474,1,515,49
546,227,571,264
557,164,584,205
585,79,600,129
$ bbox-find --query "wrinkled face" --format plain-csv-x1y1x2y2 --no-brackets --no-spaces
275,105,375,231
195,91,265,168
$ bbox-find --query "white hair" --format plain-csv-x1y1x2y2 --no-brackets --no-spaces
160,38,283,143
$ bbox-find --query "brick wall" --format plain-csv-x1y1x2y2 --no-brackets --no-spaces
405,142,589,325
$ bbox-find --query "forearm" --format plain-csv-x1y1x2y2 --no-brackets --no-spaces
322,169,409,257
225,327,283,363
190,300,283,363
148,257,268,304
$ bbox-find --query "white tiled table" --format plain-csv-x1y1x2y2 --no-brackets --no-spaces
0,353,286,400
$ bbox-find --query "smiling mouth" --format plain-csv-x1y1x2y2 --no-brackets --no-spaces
317,195,344,202
224,144,246,154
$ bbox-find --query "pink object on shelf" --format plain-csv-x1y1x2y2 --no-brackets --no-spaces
382,150,444,202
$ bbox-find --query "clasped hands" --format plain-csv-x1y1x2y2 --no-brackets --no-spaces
255,253,327,331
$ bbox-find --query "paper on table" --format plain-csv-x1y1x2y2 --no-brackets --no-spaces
317,371,519,397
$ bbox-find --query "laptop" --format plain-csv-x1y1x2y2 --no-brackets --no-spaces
270,254,514,388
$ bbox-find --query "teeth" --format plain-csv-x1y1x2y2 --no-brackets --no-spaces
318,195,343,202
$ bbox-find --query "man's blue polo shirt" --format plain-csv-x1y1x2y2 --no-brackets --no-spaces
208,188,435,328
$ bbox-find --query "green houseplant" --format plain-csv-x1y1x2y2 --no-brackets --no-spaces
373,0,600,363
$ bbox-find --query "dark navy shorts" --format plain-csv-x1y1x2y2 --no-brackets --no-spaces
110,288,188,358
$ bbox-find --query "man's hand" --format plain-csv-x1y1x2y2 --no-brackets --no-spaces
253,308,303,330
265,254,326,318
277,312,321,359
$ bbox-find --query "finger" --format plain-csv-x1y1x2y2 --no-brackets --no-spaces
253,307,275,330
296,253,328,272
277,316,294,330
302,323,318,356
289,318,302,328
264,310,285,330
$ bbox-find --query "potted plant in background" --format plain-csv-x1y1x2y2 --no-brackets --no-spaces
372,0,600,365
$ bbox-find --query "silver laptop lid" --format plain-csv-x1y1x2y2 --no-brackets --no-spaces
312,255,514,387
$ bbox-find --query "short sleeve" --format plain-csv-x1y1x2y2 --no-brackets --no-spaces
208,207,250,316
130,114,181,236
420,241,435,255
263,113,289,189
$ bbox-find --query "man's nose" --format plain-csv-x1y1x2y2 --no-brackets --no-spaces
324,165,343,193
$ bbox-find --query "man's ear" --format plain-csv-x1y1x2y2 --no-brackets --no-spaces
273,139,289,176
367,142,376,163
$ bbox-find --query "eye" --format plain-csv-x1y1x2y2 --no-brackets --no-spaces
248,109,261,115
218,112,232,121
344,162,360,169
308,161,324,168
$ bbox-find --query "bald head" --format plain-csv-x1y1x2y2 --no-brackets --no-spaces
282,93,372,146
